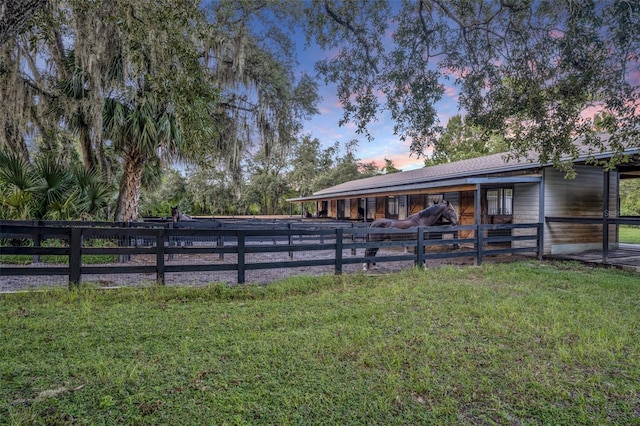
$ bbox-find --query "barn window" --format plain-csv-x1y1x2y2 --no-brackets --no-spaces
336,199,350,219
426,193,444,206
387,196,399,217
387,195,408,219
366,198,375,219
486,188,513,216
398,195,408,219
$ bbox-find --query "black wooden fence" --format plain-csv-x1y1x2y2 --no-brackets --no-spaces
0,220,542,288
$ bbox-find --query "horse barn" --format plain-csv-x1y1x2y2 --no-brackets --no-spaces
288,143,640,265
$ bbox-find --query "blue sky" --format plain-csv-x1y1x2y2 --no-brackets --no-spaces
295,29,460,172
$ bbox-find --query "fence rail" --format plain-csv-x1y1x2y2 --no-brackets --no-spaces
1,220,542,288
545,215,640,263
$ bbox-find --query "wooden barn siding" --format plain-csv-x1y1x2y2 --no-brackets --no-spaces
457,191,476,239
543,166,617,255
512,183,539,249
349,198,356,219
409,194,424,215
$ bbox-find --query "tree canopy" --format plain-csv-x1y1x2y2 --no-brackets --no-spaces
424,115,506,166
1,0,319,220
305,0,640,174
3,0,639,220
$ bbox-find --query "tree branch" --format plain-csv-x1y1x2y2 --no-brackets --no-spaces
322,0,379,73
0,0,48,46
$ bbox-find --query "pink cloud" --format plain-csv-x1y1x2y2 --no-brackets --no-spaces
444,85,458,100
580,104,605,121
549,29,564,39
360,152,425,171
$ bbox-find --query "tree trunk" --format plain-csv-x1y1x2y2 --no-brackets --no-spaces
114,148,146,222
78,122,97,170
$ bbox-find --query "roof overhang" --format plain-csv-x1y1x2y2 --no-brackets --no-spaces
288,144,639,204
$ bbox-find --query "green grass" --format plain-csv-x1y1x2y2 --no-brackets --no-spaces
1,262,639,425
619,225,640,244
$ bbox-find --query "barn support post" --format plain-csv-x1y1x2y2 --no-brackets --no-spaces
538,172,545,260
475,184,482,266
603,170,610,263
363,198,367,223
69,227,82,288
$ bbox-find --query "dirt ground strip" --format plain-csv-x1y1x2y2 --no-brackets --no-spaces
0,248,534,293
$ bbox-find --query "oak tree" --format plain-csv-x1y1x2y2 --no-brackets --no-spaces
305,0,640,174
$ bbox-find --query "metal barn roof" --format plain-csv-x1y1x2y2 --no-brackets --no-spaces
288,140,640,202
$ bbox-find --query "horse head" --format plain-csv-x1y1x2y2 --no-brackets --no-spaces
414,201,458,226
171,206,179,222
440,201,458,226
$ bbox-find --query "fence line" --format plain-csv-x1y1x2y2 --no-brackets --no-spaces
1,221,542,288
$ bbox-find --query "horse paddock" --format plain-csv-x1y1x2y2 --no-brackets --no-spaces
0,243,537,293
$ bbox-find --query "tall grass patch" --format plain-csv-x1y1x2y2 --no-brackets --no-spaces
1,261,639,425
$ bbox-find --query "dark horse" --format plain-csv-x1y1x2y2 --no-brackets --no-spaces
171,206,195,222
363,201,458,270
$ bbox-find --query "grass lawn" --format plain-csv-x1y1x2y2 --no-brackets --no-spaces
1,262,639,425
619,226,640,244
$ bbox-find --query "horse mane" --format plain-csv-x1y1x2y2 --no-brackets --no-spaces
415,203,445,219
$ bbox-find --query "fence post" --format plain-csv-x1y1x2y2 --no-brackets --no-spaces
537,223,544,261
476,224,484,265
69,227,82,288
416,227,425,268
288,223,293,259
156,228,165,285
335,228,343,275
167,222,174,261
118,222,131,263
33,220,41,264
350,223,357,256
237,230,246,284
218,223,224,260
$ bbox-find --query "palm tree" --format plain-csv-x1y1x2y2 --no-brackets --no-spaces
0,151,112,220
104,94,183,222
0,152,39,219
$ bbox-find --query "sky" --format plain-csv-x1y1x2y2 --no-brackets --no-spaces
294,38,460,172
